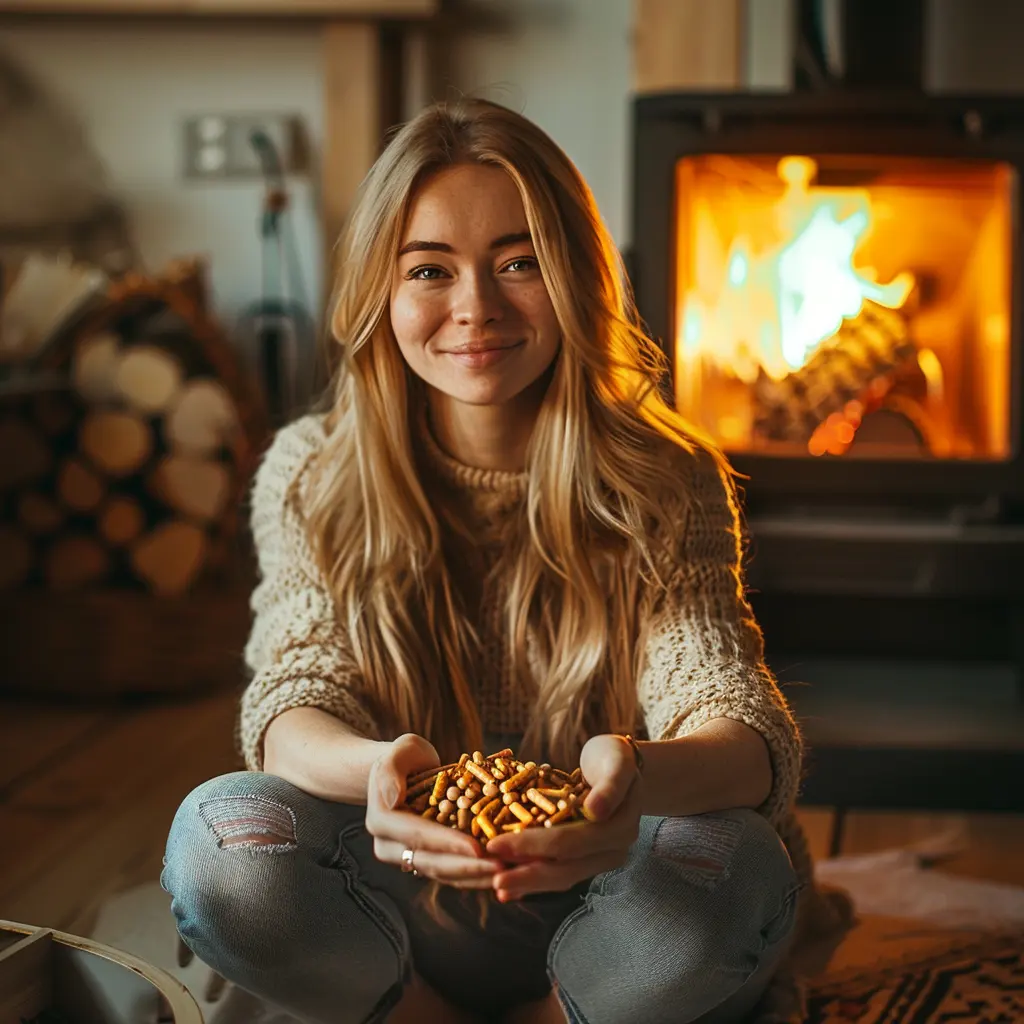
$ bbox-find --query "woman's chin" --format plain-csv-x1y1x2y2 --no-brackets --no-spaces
431,377,523,408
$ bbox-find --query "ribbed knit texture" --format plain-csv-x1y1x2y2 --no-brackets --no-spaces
240,413,851,1022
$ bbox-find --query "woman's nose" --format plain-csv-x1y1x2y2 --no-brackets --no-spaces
452,273,505,327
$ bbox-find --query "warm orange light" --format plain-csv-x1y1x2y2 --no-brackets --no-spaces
674,154,1013,460
681,156,914,383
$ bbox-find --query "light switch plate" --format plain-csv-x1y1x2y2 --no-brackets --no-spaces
183,113,307,180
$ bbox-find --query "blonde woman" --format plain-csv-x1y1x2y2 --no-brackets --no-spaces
163,99,849,1024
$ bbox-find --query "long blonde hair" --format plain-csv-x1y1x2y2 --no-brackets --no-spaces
305,98,722,767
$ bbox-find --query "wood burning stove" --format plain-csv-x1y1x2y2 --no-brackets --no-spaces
630,0,1024,812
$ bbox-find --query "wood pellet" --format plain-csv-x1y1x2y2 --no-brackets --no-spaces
401,748,591,846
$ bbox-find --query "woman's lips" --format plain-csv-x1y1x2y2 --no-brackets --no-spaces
444,341,524,368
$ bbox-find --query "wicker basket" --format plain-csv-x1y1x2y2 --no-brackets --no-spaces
0,584,252,698
0,920,203,1023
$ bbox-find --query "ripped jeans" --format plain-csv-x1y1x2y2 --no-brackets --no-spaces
161,771,800,1024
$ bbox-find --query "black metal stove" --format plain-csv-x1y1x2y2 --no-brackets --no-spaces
630,0,1024,813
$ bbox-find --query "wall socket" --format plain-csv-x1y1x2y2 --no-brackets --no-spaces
183,113,307,180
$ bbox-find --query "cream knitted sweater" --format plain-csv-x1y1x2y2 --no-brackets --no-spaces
240,414,851,1020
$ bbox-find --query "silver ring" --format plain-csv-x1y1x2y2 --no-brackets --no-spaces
401,848,418,876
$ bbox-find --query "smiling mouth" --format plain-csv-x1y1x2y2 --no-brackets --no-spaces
442,340,525,367
445,341,523,355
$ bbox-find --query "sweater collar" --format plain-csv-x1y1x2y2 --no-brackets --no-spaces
418,416,528,526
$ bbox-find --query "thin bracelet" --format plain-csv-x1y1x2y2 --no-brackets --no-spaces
620,733,644,774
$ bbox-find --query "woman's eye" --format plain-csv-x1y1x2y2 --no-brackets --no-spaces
503,257,538,273
407,265,447,281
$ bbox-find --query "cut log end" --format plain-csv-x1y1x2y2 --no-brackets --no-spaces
149,455,231,522
0,418,52,490
45,534,111,590
73,330,122,403
115,344,185,414
98,495,146,546
166,378,240,457
57,457,105,513
0,524,33,590
19,491,65,535
131,520,208,596
79,409,154,478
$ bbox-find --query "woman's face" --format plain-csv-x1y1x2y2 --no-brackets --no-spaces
390,163,562,408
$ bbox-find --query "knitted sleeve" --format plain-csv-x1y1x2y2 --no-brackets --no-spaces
239,415,380,770
636,448,802,825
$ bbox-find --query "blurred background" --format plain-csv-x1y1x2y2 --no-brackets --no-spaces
0,1,1023,1020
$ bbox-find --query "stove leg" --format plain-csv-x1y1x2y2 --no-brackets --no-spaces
1012,605,1024,702
828,807,847,858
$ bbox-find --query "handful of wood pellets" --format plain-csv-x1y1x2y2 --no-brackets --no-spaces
402,748,591,845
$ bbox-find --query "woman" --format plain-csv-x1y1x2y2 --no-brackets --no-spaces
163,98,849,1024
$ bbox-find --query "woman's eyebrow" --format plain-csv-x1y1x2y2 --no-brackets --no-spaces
397,231,533,257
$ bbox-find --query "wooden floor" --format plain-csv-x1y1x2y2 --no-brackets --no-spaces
1,690,1023,937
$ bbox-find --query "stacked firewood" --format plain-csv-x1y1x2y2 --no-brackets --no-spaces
0,258,266,595
752,301,917,445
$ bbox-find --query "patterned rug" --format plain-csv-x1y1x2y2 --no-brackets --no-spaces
806,930,1024,1023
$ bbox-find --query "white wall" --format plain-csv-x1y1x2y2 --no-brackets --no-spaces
2,0,1022,332
0,23,325,327
442,0,632,249
746,0,794,91
0,1,633,328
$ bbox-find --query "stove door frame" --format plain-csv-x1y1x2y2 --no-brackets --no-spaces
631,91,1024,507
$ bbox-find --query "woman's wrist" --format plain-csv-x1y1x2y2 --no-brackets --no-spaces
616,733,645,774
632,719,773,818
264,707,393,804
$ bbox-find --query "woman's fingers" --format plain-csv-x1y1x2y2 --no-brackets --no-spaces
486,782,642,864
414,851,505,889
374,839,503,888
486,815,629,863
493,849,623,901
369,808,484,859
367,737,439,811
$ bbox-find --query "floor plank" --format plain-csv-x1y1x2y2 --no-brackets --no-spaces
839,810,1024,888
4,690,1024,943
0,700,117,795
0,691,240,933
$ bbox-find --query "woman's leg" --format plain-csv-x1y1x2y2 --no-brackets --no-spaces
546,808,802,1024
161,770,419,1024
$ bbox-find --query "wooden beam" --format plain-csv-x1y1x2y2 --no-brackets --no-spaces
632,0,744,93
322,20,398,300
0,0,436,16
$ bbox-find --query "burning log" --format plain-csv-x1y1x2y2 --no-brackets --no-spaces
752,301,917,445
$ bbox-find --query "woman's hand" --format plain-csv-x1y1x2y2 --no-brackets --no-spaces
365,733,504,889
485,734,642,902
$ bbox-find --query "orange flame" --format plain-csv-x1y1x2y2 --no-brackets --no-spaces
679,156,915,383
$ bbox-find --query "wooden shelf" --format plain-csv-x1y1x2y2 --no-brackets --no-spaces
0,0,436,17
